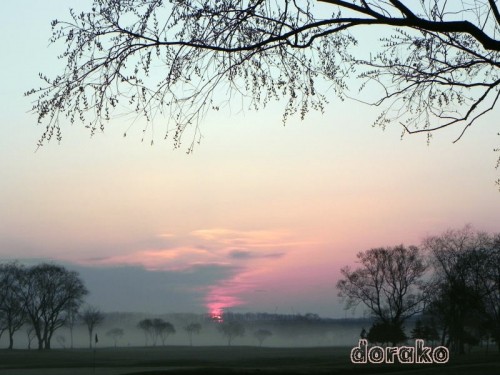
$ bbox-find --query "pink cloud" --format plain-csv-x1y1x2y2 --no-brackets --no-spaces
203,269,258,316
78,246,219,271
190,228,292,248
76,227,321,315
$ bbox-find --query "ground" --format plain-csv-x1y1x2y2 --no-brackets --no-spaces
0,346,498,375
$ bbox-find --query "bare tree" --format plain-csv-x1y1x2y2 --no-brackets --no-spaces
106,328,124,348
486,235,500,352
0,313,6,345
29,1,500,184
254,329,272,347
0,262,26,349
26,325,36,350
81,305,104,349
218,321,245,346
411,318,439,345
19,263,88,350
65,302,79,349
337,245,428,331
184,323,202,346
152,319,175,346
137,318,154,346
423,226,500,353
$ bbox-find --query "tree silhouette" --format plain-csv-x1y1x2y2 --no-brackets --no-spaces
218,321,245,346
411,319,439,345
152,318,176,346
137,318,154,346
360,328,367,340
19,263,88,350
65,302,80,349
367,321,407,346
28,0,500,181
423,226,500,353
106,327,124,348
81,305,104,349
184,323,202,346
0,262,26,349
337,245,428,329
254,329,272,347
26,325,36,350
487,235,500,351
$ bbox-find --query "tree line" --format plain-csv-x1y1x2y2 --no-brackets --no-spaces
3,225,497,352
135,317,273,347
337,226,500,354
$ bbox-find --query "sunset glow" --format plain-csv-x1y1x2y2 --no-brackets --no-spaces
1,0,500,318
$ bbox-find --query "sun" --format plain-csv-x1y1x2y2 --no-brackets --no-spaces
209,307,224,323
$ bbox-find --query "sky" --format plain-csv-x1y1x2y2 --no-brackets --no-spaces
1,1,499,318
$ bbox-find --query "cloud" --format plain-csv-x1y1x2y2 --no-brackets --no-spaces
228,249,285,260
77,228,293,272
203,272,256,315
7,258,244,314
190,228,316,252
79,262,240,313
69,227,312,315
78,246,219,271
190,228,290,248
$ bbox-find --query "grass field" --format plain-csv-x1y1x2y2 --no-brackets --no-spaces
0,346,498,375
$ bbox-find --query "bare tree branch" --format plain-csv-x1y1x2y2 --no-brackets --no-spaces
28,0,500,186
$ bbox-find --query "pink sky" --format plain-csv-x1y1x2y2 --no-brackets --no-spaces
1,0,500,317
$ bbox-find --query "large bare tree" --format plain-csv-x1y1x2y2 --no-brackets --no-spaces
28,1,500,183
337,245,428,328
0,262,26,349
20,263,88,350
423,226,500,353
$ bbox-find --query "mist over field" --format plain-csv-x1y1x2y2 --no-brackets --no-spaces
0,311,366,350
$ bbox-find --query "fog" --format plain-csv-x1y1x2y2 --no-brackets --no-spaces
0,312,367,350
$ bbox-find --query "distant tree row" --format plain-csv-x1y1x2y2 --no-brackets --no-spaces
216,321,273,347
214,320,271,347
0,263,88,350
221,311,321,322
136,318,273,347
337,226,500,354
